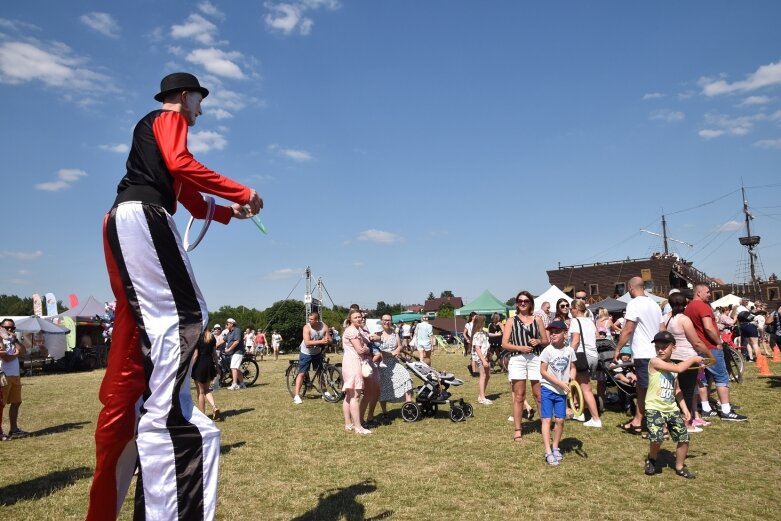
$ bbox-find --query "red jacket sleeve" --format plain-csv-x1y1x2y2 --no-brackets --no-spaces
178,183,233,225
152,111,251,211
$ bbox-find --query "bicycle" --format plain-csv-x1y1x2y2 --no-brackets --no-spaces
722,344,744,384
285,355,344,402
219,351,260,387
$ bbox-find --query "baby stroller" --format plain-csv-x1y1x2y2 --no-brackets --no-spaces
400,357,473,422
595,339,637,416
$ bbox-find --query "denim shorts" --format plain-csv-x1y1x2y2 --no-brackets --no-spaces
634,358,650,389
298,352,323,374
540,386,567,419
705,347,729,387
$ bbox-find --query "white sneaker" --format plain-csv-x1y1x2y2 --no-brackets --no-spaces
227,384,239,390
293,395,303,405
687,425,703,433
583,418,602,428
572,414,586,422
478,398,493,405
507,416,514,422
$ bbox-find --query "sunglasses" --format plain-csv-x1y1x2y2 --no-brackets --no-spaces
559,304,569,308
517,299,531,304
2,326,15,332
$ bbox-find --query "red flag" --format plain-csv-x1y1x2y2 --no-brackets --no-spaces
69,294,79,309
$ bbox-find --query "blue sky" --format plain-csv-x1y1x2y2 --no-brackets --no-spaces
1,1,780,311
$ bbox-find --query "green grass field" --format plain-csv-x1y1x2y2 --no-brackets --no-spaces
1,352,780,520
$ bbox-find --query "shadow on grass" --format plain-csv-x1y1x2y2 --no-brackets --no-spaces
291,479,392,521
764,376,781,388
28,421,91,438
0,467,93,506
220,441,246,455
221,407,254,419
560,437,587,458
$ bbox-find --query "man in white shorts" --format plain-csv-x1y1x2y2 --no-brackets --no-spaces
223,318,245,390
414,316,434,366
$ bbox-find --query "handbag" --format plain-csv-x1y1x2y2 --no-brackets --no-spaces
573,318,590,373
361,359,373,378
0,371,7,388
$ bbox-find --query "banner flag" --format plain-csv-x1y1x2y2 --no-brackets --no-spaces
45,292,58,316
69,294,79,309
33,293,43,316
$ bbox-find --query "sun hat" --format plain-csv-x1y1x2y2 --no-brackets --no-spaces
226,318,236,324
212,324,221,330
154,72,209,102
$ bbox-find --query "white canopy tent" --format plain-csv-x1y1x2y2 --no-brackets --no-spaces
3,315,69,360
710,293,754,309
534,285,572,310
617,290,664,304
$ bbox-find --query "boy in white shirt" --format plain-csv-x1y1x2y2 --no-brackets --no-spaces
539,320,577,466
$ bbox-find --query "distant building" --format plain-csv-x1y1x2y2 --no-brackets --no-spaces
422,296,464,317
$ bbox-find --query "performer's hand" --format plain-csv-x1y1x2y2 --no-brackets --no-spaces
231,203,250,219
247,189,263,214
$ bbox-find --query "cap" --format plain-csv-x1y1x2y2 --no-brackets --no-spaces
653,331,675,344
668,288,680,296
226,318,236,324
546,320,567,331
212,324,221,329
619,346,632,356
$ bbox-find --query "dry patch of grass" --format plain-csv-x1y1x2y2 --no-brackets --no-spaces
1,354,780,520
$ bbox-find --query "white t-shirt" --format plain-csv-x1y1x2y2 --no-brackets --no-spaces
414,322,433,348
464,322,473,341
625,295,662,359
401,324,411,337
1,338,21,377
539,344,576,395
568,317,597,358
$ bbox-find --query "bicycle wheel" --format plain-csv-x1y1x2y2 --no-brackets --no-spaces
242,359,259,386
285,363,303,397
724,346,744,384
320,366,344,402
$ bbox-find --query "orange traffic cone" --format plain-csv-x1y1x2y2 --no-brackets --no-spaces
756,352,774,377
772,345,781,363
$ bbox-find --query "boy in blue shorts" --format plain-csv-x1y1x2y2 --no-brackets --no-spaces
644,331,702,479
539,320,577,466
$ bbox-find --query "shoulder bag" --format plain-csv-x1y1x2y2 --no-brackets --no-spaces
573,318,590,373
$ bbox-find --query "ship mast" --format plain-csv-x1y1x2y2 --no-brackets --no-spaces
640,215,693,254
738,186,761,301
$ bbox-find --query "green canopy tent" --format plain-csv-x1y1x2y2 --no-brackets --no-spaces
391,313,422,324
455,290,511,317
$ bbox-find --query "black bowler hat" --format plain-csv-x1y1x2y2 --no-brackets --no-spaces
154,72,209,102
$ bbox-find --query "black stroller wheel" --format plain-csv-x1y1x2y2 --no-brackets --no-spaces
449,407,465,422
401,401,420,422
462,402,474,418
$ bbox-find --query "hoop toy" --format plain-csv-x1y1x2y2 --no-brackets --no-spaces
686,357,716,371
183,195,215,252
567,380,584,417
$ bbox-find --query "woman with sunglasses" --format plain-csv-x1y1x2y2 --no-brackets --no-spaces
554,298,572,327
502,291,549,442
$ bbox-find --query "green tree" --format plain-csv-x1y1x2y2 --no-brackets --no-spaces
427,292,435,300
0,294,67,316
260,299,306,352
437,302,454,318
440,290,454,298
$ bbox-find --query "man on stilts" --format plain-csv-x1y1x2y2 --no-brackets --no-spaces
87,72,262,521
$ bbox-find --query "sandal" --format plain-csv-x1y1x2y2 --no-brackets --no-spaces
676,466,695,479
552,447,563,461
512,428,523,442
544,452,559,466
212,408,221,422
618,423,643,435
344,424,354,432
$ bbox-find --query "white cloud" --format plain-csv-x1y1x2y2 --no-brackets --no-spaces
80,12,120,38
642,92,664,100
202,85,249,118
266,268,302,280
188,130,227,153
18,269,31,275
717,220,742,232
753,138,781,149
0,18,40,32
34,168,87,191
649,109,684,123
198,1,226,20
186,47,245,79
0,39,113,93
0,250,43,260
357,229,402,244
264,0,340,36
99,143,129,153
740,95,770,106
268,144,313,161
700,60,781,96
699,129,724,139
171,14,218,45
698,112,768,139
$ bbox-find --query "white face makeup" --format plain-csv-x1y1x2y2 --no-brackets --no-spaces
183,91,203,126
